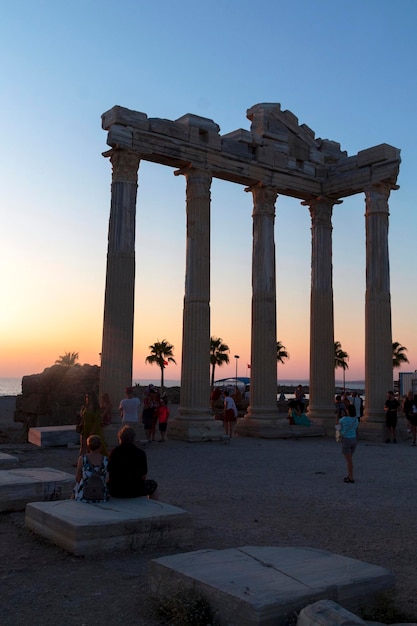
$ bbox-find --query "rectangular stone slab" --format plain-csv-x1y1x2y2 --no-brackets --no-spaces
0,467,74,511
28,425,80,447
25,498,193,556
0,452,19,469
149,546,394,626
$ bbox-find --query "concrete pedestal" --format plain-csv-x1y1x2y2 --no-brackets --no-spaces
25,497,193,556
0,452,19,469
0,467,74,511
150,546,394,626
28,425,80,447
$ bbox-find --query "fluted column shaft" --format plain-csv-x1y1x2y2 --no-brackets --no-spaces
177,167,212,419
246,184,279,419
99,149,140,408
364,184,393,421
306,197,338,424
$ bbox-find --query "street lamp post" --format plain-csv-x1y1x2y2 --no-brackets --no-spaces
234,355,240,391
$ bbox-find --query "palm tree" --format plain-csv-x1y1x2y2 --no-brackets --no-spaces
334,341,349,390
54,351,79,367
210,337,230,389
392,341,409,369
145,339,176,390
276,341,289,386
277,341,289,364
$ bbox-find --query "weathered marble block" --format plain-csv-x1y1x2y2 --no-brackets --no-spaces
0,452,19,469
150,546,394,626
28,425,80,447
25,498,193,556
0,467,74,511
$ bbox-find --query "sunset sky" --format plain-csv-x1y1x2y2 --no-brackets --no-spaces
1,0,416,384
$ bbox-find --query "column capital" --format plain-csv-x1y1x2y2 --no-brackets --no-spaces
302,196,341,226
364,183,397,215
174,166,212,198
245,183,279,215
103,149,141,184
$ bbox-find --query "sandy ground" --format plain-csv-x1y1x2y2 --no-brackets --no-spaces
1,395,417,625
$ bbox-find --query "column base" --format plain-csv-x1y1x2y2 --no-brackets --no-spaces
236,417,318,439
358,416,411,443
168,418,224,442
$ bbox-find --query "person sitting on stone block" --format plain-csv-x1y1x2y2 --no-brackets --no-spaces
73,435,109,503
107,426,159,499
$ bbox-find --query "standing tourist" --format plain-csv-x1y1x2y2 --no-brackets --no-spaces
350,391,362,420
338,404,359,484
402,390,413,434
403,391,417,446
384,390,400,443
142,385,158,442
335,394,347,419
295,385,305,412
100,393,112,428
156,398,170,442
223,390,238,437
119,387,141,439
79,391,108,456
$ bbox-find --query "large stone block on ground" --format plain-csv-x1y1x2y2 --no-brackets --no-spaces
149,546,394,626
0,452,19,469
0,467,74,512
25,498,193,556
28,425,79,447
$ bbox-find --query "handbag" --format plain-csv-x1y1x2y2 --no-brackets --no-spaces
335,424,342,443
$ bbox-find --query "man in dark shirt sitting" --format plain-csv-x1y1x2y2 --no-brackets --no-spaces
107,426,158,498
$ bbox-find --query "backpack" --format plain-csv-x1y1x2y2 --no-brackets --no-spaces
83,459,105,501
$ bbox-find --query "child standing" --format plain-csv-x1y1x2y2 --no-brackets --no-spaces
156,398,170,442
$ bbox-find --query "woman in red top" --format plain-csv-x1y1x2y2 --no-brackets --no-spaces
156,399,170,442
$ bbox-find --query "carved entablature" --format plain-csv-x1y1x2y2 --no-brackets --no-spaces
102,103,400,201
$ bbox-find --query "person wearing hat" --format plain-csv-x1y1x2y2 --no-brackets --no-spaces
119,386,141,439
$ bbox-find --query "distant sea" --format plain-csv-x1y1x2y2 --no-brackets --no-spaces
0,377,365,397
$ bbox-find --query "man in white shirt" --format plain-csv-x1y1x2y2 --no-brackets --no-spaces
119,387,141,437
350,391,362,420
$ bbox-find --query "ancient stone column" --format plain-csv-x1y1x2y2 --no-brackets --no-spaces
304,196,339,432
236,183,285,437
99,149,140,413
363,183,394,438
169,167,223,441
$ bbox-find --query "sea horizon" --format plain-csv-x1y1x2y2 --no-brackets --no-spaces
0,376,366,397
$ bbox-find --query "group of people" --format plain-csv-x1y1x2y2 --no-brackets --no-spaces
335,388,411,485
72,384,166,503
73,425,158,503
140,385,170,442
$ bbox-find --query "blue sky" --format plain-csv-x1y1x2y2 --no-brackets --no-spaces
1,0,416,382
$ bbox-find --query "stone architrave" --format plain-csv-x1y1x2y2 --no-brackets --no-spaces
236,184,288,437
362,183,395,439
305,196,340,431
99,149,141,412
168,167,223,441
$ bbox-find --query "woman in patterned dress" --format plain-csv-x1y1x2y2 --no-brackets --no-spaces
73,435,109,502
